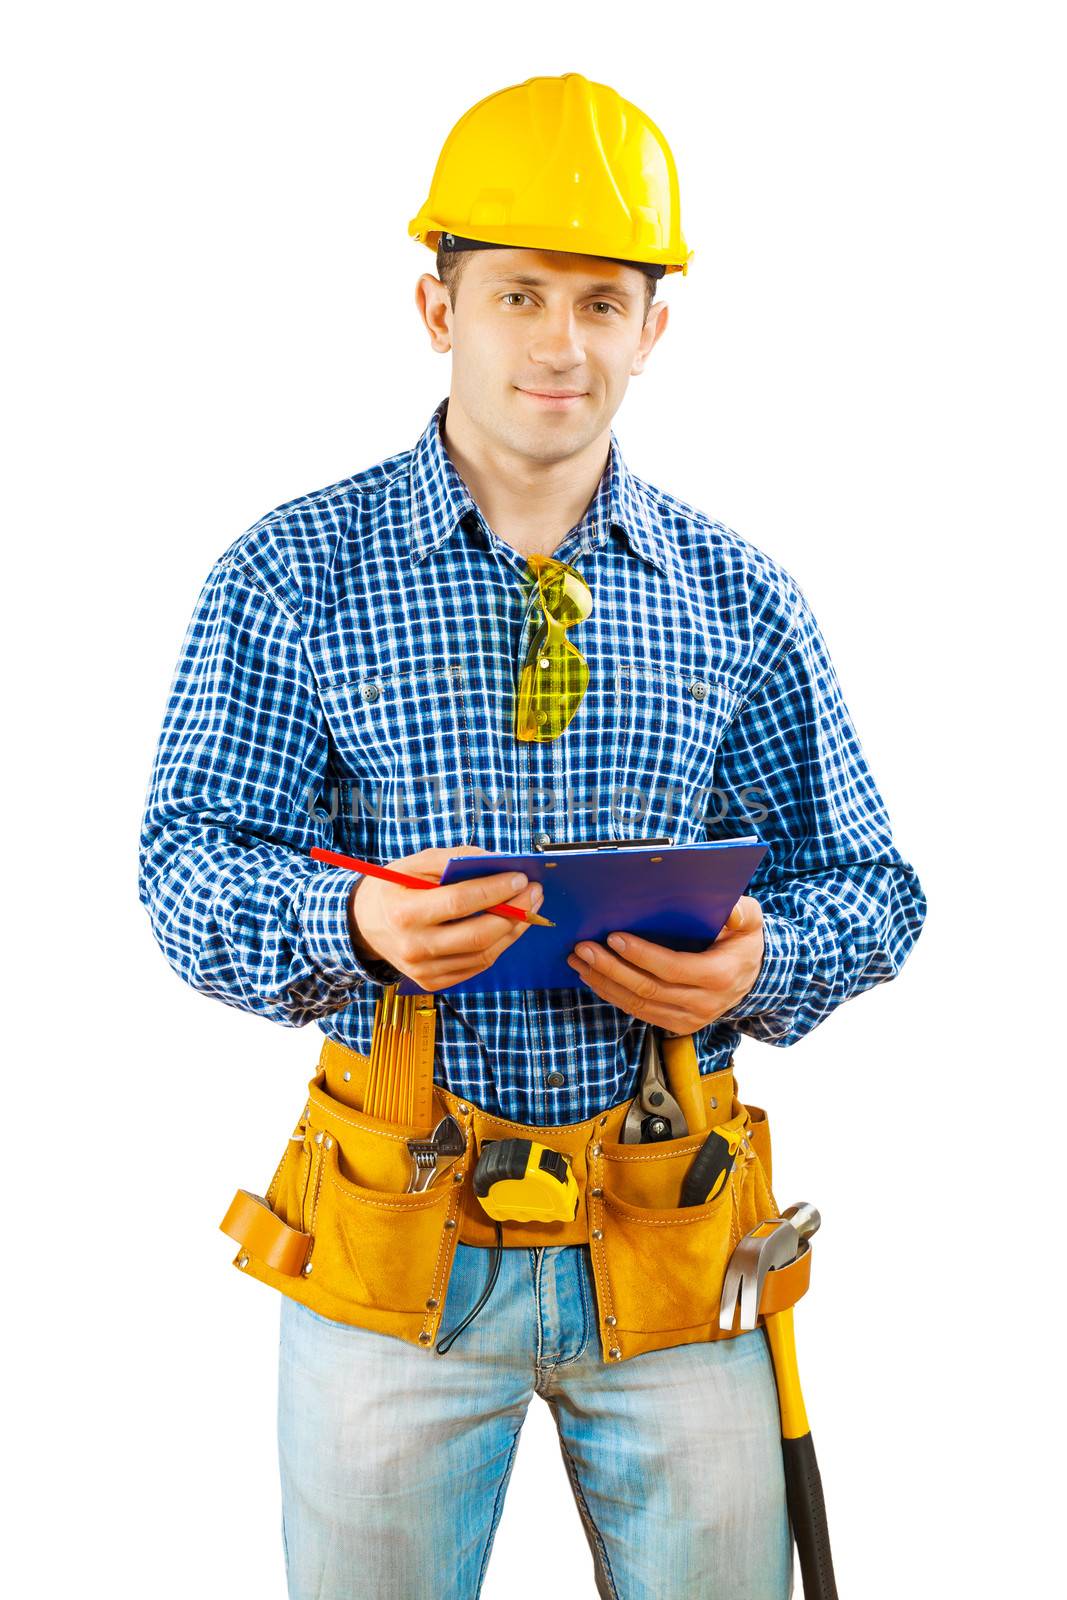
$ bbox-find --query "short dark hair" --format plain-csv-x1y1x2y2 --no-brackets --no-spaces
435,242,657,322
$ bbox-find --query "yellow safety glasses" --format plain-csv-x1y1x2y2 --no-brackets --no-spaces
514,553,593,742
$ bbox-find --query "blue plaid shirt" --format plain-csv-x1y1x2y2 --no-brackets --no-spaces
139,397,926,1124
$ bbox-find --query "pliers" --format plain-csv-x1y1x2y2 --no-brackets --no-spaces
620,1025,689,1143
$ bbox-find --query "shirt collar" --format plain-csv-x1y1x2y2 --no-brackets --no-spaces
407,397,671,576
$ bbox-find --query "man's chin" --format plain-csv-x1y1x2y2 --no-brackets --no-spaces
506,422,595,464
510,390,602,430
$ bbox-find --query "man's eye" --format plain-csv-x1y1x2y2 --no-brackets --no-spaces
500,294,618,313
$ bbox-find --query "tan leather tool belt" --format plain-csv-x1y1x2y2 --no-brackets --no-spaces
221,1035,811,1363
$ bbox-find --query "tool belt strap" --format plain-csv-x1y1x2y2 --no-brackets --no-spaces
312,1035,748,1249
220,1189,311,1277
218,1187,812,1317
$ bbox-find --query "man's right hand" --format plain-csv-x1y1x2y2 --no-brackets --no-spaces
346,846,544,992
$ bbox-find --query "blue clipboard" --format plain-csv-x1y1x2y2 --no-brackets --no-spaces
396,837,768,996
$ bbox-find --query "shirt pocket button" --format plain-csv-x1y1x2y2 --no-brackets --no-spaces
361,681,381,703
688,679,709,700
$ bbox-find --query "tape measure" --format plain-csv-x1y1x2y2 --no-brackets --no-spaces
472,1138,580,1223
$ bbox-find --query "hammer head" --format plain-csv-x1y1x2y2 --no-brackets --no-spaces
718,1203,821,1332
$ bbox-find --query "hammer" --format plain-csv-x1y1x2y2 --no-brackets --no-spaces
719,1203,839,1600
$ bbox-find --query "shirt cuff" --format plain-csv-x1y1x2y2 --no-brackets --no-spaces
715,912,801,1023
298,867,401,989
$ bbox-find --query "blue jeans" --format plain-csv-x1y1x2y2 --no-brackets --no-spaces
278,1241,793,1599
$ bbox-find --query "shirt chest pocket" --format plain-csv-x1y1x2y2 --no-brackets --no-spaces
609,660,745,841
318,664,476,859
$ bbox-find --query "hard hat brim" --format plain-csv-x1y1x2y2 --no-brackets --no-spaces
408,218,691,278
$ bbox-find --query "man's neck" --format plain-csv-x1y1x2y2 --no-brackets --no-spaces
441,397,610,560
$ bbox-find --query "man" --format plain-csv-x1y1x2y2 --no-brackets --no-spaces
140,72,925,1600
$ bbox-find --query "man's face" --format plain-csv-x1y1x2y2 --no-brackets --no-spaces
428,247,669,463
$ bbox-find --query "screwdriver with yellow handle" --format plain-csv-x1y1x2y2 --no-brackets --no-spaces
661,1030,742,1206
678,1121,747,1207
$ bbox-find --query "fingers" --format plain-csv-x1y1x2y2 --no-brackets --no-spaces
439,867,535,924
587,930,710,984
392,844,491,885
477,883,544,964
567,941,691,1006
385,849,552,986
412,881,544,985
567,892,766,999
429,880,544,963
399,858,536,935
714,894,763,941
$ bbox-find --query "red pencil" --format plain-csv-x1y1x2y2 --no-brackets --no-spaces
309,846,554,926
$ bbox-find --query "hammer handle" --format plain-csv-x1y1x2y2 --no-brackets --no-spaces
764,1307,839,1599
782,1433,838,1600
660,1033,707,1132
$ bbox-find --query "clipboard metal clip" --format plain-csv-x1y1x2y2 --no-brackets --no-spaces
537,834,674,853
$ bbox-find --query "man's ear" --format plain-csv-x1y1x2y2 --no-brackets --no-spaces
415,274,453,353
631,299,669,376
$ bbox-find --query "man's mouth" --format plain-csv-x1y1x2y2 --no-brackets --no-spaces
516,388,587,408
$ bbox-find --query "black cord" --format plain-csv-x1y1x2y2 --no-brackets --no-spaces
435,1221,504,1355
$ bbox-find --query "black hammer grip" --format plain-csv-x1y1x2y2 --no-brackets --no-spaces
782,1431,839,1600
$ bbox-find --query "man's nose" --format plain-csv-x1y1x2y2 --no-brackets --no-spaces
529,307,586,368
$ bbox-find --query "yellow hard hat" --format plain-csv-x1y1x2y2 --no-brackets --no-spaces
408,71,692,279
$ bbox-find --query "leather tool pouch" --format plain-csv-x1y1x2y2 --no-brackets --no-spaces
220,1034,811,1363
585,1095,780,1360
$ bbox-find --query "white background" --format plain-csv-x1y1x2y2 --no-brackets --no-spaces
6,3,1064,1595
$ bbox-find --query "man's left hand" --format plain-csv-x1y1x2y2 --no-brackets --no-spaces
565,896,765,1033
